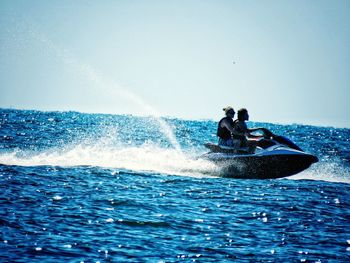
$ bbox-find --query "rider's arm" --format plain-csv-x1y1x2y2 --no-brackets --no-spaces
221,119,245,140
230,121,247,139
247,127,263,138
221,119,235,133
247,127,274,139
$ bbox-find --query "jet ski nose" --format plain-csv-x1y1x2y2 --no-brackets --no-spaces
308,154,319,164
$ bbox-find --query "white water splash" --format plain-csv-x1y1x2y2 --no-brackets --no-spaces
4,18,181,152
0,144,218,178
289,162,350,184
1,145,348,182
38,33,182,152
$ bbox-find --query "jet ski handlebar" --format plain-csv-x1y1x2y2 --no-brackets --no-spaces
250,128,275,139
253,129,303,151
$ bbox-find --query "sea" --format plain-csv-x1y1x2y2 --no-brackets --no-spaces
0,108,349,262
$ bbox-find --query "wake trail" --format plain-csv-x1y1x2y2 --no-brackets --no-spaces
0,144,218,178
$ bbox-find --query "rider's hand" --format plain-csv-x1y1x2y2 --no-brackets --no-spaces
261,128,274,139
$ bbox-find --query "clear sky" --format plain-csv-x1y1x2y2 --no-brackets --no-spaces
1,0,349,128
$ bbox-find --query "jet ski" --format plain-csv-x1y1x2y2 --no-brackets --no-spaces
201,135,318,179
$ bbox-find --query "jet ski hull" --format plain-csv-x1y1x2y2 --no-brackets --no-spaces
201,147,318,179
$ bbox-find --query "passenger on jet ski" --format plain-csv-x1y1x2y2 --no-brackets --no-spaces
217,106,243,148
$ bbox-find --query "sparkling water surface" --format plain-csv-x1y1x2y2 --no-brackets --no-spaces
1,109,349,262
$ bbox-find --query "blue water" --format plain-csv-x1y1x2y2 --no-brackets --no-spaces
1,108,349,262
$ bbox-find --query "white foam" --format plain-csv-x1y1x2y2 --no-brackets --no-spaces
1,144,348,183
289,162,350,184
0,143,217,178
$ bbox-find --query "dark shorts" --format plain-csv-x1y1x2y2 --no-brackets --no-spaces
218,138,241,148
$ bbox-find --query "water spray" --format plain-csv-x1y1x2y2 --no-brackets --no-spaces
21,22,182,152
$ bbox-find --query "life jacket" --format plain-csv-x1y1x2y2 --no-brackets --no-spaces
217,117,234,140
